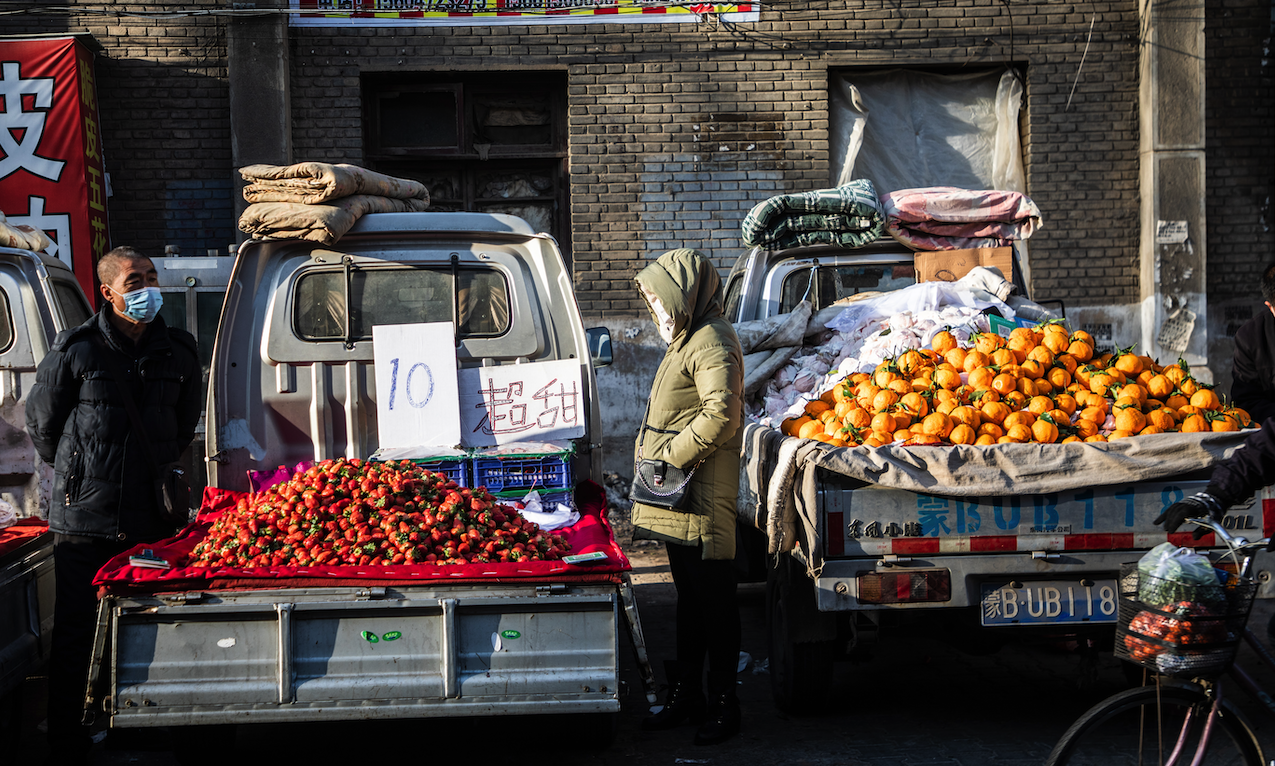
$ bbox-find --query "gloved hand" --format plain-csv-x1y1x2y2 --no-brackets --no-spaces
1153,492,1226,539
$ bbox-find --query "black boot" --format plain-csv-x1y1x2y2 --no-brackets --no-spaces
694,670,741,746
642,661,706,731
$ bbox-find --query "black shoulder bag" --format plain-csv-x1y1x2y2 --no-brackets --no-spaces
96,335,192,526
630,402,703,513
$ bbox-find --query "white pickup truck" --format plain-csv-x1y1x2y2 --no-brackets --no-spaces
85,213,647,751
722,242,1270,713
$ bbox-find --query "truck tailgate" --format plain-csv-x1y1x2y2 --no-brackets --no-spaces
103,582,620,727
821,478,1266,558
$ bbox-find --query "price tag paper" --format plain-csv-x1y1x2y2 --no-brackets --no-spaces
373,322,461,449
458,359,586,447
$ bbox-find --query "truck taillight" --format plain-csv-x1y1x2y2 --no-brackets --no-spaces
857,570,951,604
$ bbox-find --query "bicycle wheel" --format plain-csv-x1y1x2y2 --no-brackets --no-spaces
1046,684,1264,766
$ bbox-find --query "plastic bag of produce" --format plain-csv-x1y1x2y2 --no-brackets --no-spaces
1136,542,1221,605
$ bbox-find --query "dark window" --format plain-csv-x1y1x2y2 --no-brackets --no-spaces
779,264,916,314
363,72,570,266
0,289,13,352
294,267,511,342
53,281,92,329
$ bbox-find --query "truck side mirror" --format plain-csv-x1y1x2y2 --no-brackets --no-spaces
585,326,613,368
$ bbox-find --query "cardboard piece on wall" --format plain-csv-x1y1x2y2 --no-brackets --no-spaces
913,247,1014,284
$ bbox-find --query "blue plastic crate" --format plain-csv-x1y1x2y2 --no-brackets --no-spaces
473,454,572,492
414,458,472,487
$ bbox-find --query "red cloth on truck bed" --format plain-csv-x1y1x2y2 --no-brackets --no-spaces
94,481,629,596
0,519,49,558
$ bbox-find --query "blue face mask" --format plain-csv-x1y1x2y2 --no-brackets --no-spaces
110,285,163,323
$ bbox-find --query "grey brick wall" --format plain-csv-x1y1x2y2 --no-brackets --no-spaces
7,0,1271,322
7,5,234,261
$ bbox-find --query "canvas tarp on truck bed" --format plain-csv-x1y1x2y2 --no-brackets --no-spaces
740,423,1254,572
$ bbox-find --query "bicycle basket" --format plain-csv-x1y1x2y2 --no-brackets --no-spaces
1113,562,1256,679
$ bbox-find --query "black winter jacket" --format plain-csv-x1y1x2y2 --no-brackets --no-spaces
1207,415,1275,506
1230,311,1275,425
25,310,201,542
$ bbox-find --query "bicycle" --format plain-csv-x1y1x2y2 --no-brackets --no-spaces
1046,515,1275,765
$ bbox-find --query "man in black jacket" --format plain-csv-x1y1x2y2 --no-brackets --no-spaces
26,246,200,765
1230,263,1275,424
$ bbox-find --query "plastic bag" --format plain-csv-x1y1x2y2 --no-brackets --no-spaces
1138,542,1217,586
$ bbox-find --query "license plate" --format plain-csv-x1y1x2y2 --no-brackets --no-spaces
980,579,1119,626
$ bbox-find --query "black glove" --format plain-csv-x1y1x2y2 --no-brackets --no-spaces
1153,492,1226,539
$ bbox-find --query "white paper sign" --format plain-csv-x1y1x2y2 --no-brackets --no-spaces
1156,220,1189,244
373,323,461,449
458,359,585,447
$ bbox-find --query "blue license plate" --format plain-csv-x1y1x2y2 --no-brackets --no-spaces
980,579,1118,626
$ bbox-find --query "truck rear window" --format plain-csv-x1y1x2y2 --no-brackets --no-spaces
779,264,916,314
294,267,510,341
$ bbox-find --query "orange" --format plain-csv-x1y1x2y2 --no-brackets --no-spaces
978,422,1006,439
990,348,1017,368
890,409,915,429
900,391,930,419
863,434,885,448
975,434,999,446
935,367,962,390
1047,366,1073,391
1003,391,1028,410
1027,395,1054,416
872,390,900,413
992,373,1019,396
1190,388,1222,411
1066,340,1094,362
844,407,873,430
871,412,897,434
968,366,996,390
1006,423,1034,442
936,399,958,415
1074,419,1100,439
1062,435,1083,444
893,428,913,442
1116,383,1147,404
1026,345,1055,367
1145,408,1176,430
1180,413,1208,433
872,430,894,445
1210,412,1240,432
1164,364,1189,386
1020,359,1046,380
1164,393,1189,411
931,330,958,355
1146,374,1174,399
973,332,1006,356
950,405,982,429
1046,409,1072,426
804,400,833,417
1080,405,1108,425
905,433,944,447
1084,434,1108,443
1055,354,1079,376
1031,418,1059,444
921,412,955,439
981,401,1012,425
782,415,811,437
1113,405,1147,433
963,351,991,374
819,388,839,406
949,423,977,445
1108,430,1135,440
798,419,825,440
885,378,911,396
944,347,968,370
897,349,927,376
1227,407,1253,427
1004,411,1037,430
997,435,1016,444
1053,393,1078,416
1178,404,1203,419
1033,378,1055,396
934,388,960,408
1178,377,1201,397
1138,425,1164,436
1089,371,1119,397
1113,352,1144,377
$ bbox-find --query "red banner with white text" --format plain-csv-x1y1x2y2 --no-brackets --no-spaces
0,37,109,301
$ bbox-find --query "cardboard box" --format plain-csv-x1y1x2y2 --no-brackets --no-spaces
913,246,1013,284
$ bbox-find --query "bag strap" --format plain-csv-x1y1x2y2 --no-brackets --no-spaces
93,333,164,473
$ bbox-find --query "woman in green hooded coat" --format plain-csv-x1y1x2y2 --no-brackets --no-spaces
632,248,744,746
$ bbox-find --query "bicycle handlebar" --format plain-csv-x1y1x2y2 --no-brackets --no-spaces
1183,515,1270,555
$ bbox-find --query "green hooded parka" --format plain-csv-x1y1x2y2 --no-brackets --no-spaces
631,249,744,560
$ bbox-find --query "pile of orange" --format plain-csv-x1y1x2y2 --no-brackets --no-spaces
779,321,1254,448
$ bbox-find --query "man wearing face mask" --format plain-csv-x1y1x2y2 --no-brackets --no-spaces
26,246,200,765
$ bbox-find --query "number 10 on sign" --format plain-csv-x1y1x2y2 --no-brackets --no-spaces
373,323,461,449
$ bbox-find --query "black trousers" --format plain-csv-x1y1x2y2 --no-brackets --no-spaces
664,541,741,685
48,534,130,759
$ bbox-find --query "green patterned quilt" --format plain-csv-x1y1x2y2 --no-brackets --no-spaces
741,179,885,250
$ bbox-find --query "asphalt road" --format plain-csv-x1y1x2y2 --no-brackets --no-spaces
12,544,1275,765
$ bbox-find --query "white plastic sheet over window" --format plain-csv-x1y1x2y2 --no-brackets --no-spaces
831,69,1026,195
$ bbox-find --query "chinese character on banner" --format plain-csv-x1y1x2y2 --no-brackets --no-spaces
0,37,110,301
458,359,586,448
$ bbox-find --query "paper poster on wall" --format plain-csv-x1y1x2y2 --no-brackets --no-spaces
373,322,461,449
458,359,585,447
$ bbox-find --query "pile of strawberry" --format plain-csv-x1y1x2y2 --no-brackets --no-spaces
1123,599,1227,661
188,458,570,568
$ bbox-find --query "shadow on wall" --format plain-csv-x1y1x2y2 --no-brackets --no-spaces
596,317,663,477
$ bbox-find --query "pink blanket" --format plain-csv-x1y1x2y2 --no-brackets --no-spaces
882,187,1042,250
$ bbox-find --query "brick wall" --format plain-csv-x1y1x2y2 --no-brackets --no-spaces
6,3,234,261
1203,0,1275,304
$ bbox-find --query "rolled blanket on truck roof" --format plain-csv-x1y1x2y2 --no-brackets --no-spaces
0,211,53,253
240,162,430,205
741,178,886,250
236,161,431,245
881,186,1042,251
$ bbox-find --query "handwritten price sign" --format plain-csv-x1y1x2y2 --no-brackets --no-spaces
373,323,461,449
458,359,585,447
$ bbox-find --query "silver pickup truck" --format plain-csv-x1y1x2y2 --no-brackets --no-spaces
0,246,93,715
87,213,645,742
723,243,1269,713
